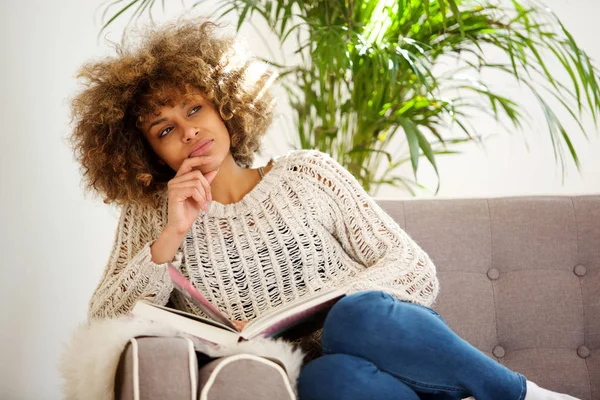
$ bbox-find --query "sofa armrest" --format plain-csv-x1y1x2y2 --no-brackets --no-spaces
115,336,296,400
115,336,198,400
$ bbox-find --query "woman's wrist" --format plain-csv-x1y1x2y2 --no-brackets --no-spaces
150,225,187,264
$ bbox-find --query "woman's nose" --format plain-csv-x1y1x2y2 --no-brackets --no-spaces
182,124,198,141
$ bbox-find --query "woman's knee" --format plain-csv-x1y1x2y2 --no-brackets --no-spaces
325,291,393,329
321,291,443,354
321,291,394,349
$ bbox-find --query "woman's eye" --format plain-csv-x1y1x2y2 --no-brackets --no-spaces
159,126,173,138
189,105,202,116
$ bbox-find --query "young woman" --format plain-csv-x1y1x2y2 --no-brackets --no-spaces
68,18,577,400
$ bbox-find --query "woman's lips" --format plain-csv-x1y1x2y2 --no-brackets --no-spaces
189,139,213,158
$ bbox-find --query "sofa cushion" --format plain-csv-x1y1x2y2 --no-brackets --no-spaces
198,353,295,400
376,195,600,400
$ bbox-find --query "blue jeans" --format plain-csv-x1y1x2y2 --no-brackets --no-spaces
298,290,527,400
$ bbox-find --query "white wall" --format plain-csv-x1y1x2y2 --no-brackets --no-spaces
0,0,597,399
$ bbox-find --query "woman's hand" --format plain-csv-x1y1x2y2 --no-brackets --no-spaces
165,156,219,235
231,320,249,332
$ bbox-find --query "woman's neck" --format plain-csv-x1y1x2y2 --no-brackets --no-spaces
209,153,260,205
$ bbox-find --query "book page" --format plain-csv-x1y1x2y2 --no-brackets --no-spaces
132,302,240,346
168,263,238,331
241,287,346,339
148,303,238,333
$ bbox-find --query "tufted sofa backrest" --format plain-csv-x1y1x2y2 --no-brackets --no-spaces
376,195,599,400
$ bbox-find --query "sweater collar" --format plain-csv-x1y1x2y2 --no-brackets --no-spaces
203,155,287,218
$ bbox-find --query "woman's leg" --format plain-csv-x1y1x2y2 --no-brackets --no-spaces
298,353,423,400
319,290,527,400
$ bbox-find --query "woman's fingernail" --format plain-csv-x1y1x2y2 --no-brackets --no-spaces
208,193,212,202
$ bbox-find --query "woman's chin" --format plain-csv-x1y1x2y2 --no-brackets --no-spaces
192,162,217,175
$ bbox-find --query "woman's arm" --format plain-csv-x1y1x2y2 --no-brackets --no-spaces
307,151,440,308
88,201,184,321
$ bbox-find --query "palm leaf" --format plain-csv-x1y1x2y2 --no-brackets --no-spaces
97,0,600,196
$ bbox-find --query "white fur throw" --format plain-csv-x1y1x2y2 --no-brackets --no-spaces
59,315,306,400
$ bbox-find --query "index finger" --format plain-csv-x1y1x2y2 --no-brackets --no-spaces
175,156,213,178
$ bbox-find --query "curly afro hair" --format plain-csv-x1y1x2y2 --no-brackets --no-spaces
67,19,278,209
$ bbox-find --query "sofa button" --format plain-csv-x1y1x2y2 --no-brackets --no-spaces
492,345,505,358
577,345,590,358
487,268,500,280
573,264,587,277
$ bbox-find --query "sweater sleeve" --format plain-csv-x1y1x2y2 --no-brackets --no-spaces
88,201,184,321
307,151,440,308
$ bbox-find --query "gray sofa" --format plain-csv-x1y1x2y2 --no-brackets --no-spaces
115,195,599,399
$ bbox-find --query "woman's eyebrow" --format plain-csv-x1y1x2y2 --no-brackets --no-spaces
148,117,168,131
147,100,194,130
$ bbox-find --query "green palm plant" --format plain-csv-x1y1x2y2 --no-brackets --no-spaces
100,0,600,195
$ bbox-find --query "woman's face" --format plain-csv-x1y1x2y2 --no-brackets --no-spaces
140,90,231,174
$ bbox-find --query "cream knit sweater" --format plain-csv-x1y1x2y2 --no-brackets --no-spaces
88,150,440,322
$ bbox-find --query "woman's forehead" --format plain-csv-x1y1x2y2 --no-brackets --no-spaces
137,87,208,127
148,86,195,105
144,87,205,114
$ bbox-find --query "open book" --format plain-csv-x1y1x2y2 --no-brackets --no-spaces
130,263,346,346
